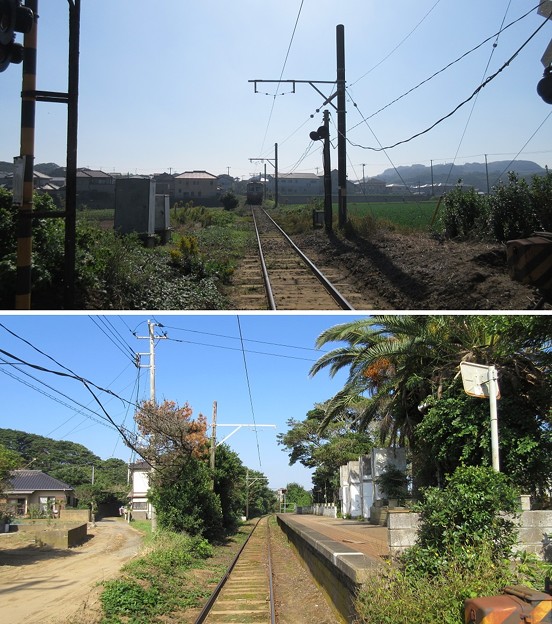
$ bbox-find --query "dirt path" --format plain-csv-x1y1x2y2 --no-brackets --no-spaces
0,517,143,624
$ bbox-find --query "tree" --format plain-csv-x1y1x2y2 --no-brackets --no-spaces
220,190,239,211
245,469,276,518
214,444,247,534
285,482,312,507
310,315,552,494
131,400,224,540
0,444,21,489
278,405,374,503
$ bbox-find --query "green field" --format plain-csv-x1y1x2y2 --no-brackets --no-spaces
347,200,440,231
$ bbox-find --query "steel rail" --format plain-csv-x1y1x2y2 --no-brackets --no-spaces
254,207,355,310
267,517,276,624
193,517,263,624
251,207,277,310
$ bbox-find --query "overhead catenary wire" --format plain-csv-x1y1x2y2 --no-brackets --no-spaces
236,316,262,468
259,0,306,156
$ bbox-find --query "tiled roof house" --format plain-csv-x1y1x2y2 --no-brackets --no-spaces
3,470,75,516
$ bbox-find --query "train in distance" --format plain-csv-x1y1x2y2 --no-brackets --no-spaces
246,181,264,205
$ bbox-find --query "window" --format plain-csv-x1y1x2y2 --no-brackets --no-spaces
133,501,148,511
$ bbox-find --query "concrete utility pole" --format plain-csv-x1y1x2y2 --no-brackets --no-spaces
135,320,167,531
249,25,347,223
15,0,38,310
336,24,347,228
210,400,217,474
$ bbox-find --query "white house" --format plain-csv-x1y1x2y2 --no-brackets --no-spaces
340,448,407,519
128,460,153,520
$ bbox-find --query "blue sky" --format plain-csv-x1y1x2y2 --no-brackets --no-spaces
0,313,369,490
1,1,552,180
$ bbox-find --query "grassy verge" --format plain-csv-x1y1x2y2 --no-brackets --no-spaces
98,524,253,624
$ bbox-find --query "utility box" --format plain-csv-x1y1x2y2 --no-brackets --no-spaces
114,178,156,244
155,194,171,244
465,585,552,623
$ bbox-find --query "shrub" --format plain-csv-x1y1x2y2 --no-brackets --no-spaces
356,549,512,624
439,185,486,238
220,190,239,210
100,579,160,618
401,465,520,576
487,172,539,242
375,465,408,503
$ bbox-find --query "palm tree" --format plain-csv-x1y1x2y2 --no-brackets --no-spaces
310,315,551,491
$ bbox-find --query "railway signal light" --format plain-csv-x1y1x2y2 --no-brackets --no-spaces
537,66,552,104
309,125,329,141
0,0,34,73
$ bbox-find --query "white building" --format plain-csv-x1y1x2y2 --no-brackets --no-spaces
340,448,407,519
128,461,153,520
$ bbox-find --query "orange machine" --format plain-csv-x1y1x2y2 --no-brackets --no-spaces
465,584,552,624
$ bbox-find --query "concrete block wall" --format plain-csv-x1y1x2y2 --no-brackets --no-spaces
387,509,552,561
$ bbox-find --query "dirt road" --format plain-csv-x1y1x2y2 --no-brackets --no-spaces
0,517,143,624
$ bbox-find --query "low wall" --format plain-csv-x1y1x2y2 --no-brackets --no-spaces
11,521,88,548
60,508,91,523
296,504,338,518
387,510,552,561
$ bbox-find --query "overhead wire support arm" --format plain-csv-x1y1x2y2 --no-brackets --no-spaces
215,424,276,447
249,79,338,110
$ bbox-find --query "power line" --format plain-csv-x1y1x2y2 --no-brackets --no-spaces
491,110,552,186
350,0,443,87
348,2,544,134
347,17,550,153
89,315,136,365
443,0,514,188
156,323,327,354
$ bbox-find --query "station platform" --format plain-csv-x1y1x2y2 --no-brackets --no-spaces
277,514,388,623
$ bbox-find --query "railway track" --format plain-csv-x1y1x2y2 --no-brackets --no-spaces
195,516,275,624
250,207,354,310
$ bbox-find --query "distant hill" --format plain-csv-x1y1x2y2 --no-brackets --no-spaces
0,161,62,175
375,160,547,190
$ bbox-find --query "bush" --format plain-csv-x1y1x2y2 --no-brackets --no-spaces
438,171,552,242
487,172,539,242
220,190,239,211
100,529,215,622
440,185,486,238
356,549,512,624
401,465,520,576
